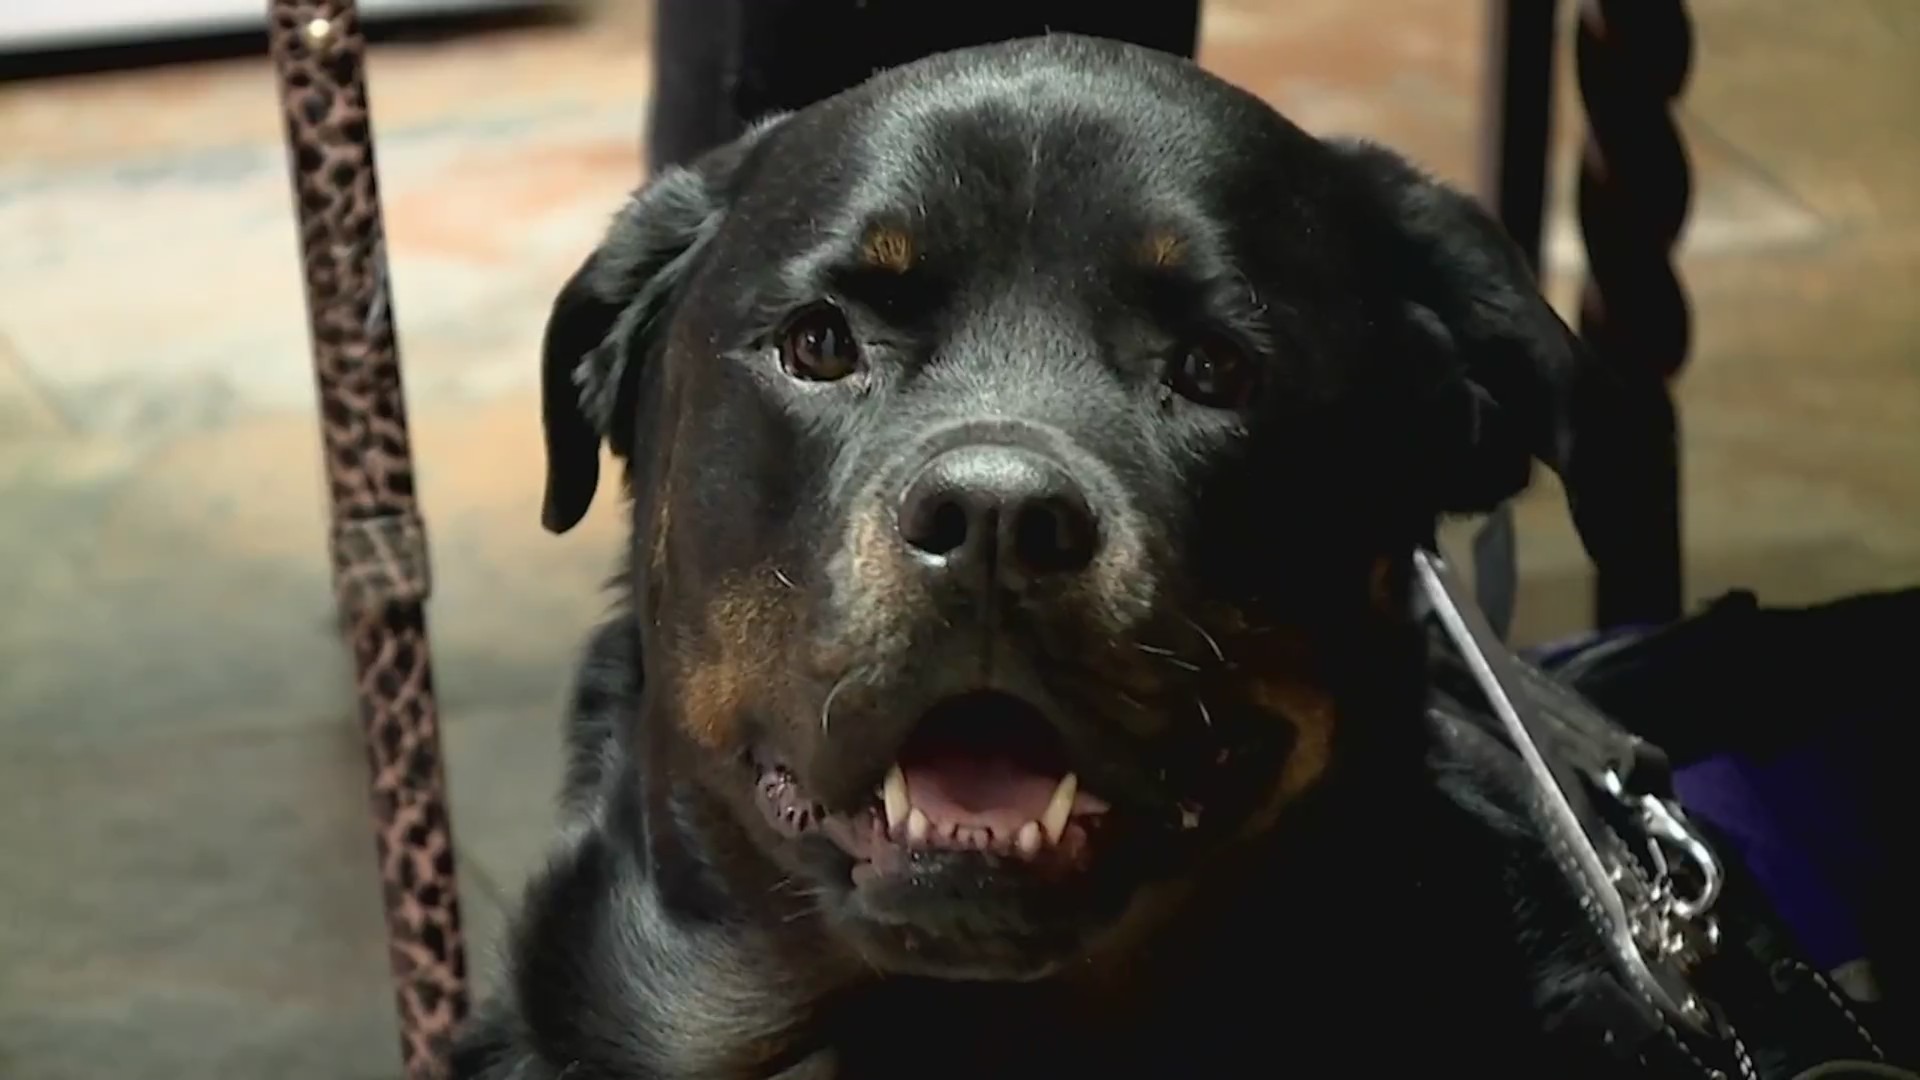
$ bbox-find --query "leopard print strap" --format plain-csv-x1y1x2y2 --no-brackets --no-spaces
268,4,470,1076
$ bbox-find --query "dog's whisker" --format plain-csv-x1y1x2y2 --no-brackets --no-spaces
772,567,797,590
770,872,830,920
795,883,838,923
1135,641,1203,671
820,672,857,737
1194,696,1213,729
1139,643,1201,673
1183,616,1226,664
821,676,844,734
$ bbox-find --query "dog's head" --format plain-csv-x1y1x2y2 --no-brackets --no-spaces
539,36,1661,981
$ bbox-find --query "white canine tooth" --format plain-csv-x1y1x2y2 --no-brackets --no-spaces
906,807,930,845
882,765,909,832
1016,821,1044,858
1041,773,1078,845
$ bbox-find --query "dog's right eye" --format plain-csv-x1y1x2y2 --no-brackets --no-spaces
1166,334,1258,410
779,304,862,382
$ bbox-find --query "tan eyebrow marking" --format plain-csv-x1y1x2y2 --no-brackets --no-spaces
1144,230,1185,269
861,225,915,273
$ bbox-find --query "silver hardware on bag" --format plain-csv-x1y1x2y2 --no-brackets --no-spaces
1414,550,1727,1036
1603,766,1727,978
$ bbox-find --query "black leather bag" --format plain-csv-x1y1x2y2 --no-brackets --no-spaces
1415,554,1916,1080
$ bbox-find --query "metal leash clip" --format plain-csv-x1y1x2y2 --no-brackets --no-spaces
1414,550,1728,1037
1602,767,1726,976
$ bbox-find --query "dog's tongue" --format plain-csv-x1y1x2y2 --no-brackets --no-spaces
901,755,1062,832
893,693,1110,836
898,751,1111,838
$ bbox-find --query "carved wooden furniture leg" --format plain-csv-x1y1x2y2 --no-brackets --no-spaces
266,4,469,1076
1479,0,1561,274
1576,0,1693,627
1472,0,1563,639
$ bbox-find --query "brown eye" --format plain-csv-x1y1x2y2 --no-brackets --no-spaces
1166,337,1256,408
779,304,862,382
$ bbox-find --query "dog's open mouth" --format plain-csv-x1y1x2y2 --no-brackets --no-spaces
755,691,1112,874
884,691,1112,858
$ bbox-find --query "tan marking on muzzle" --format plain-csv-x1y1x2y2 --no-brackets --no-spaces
861,225,915,274
1247,676,1337,823
1227,624,1339,836
1144,230,1185,269
677,577,791,752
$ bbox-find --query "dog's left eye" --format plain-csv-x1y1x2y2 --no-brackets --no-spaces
1166,336,1257,409
779,304,863,382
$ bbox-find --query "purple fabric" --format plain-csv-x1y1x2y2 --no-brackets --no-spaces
1525,626,1656,669
1523,632,1875,971
1672,747,1873,971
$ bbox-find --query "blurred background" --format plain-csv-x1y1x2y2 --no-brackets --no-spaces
1,0,1915,1076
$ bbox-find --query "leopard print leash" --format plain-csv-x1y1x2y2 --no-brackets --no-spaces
268,4,470,1076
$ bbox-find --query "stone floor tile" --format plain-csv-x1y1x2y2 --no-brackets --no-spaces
0,394,624,750
444,702,569,911
1684,0,1920,228
0,722,509,1079
0,330,68,440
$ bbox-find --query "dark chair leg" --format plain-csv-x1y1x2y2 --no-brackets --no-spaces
1472,0,1563,639
1574,0,1693,627
1479,0,1561,274
268,5,469,1077
646,0,1203,173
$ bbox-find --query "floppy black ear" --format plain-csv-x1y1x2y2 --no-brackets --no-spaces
540,116,787,534
1325,137,1672,568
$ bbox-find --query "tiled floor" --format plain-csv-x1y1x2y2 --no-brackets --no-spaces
2,1,1916,1075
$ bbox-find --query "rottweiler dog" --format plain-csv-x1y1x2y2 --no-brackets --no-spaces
455,34,1665,1080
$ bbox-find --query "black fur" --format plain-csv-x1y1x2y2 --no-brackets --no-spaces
458,36,1676,1079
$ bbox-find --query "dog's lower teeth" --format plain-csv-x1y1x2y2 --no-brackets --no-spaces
872,765,1088,855
1016,821,1044,857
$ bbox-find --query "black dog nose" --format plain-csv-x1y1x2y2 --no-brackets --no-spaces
897,446,1099,580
